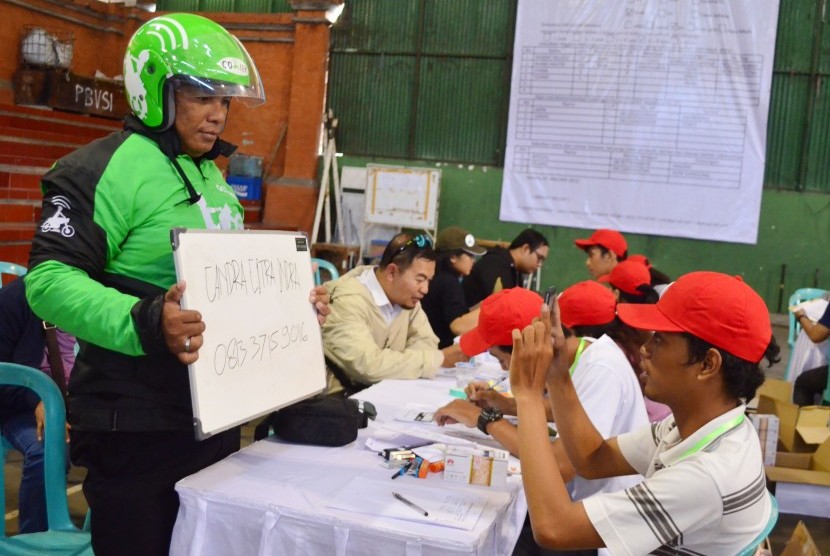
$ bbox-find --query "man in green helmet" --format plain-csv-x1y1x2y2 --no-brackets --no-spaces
25,13,330,556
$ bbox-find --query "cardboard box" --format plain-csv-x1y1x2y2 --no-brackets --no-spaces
755,379,830,453
443,445,508,488
780,520,821,556
749,413,779,466
766,438,830,518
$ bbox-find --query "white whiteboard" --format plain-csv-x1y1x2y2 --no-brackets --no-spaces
364,165,440,229
172,229,326,439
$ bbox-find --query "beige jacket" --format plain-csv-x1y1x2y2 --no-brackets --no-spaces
322,266,443,394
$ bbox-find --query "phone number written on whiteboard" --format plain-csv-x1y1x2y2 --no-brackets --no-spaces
213,321,308,375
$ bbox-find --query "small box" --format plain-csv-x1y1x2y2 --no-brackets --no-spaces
766,438,830,518
749,413,779,466
443,445,508,488
228,154,263,178
227,175,262,201
756,379,830,452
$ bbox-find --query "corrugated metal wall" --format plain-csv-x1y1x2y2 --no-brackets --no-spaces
328,0,830,191
328,0,516,164
156,0,291,13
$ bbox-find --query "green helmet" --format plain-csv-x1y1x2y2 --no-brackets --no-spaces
123,13,265,130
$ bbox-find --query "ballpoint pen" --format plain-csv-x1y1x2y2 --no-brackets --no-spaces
392,491,429,516
486,376,509,391
391,460,413,480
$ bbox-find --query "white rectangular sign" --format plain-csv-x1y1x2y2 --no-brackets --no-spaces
501,0,780,244
172,229,326,439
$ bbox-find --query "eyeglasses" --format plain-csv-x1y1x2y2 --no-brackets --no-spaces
533,250,547,263
380,233,433,266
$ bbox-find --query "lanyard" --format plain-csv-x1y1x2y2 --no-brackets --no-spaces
678,413,745,461
568,337,588,376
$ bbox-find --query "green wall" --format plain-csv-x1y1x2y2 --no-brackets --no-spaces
342,156,830,313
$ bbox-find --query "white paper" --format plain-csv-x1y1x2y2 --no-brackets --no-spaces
395,404,437,423
501,0,780,245
326,476,487,530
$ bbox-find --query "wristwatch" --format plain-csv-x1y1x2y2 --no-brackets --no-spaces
477,407,504,435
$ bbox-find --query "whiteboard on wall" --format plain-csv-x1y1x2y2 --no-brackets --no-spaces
364,165,440,229
500,0,780,244
172,229,326,440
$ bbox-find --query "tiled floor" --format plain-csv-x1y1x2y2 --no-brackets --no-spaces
4,316,830,552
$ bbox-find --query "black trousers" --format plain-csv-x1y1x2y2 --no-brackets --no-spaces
793,365,829,406
70,427,240,556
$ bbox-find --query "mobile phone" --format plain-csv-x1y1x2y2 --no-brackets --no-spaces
544,286,557,309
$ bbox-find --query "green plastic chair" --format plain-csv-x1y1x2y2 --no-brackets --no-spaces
0,362,92,555
736,494,778,556
0,262,27,288
311,257,340,285
785,287,827,380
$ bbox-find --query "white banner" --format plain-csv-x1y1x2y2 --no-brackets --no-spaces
501,0,780,244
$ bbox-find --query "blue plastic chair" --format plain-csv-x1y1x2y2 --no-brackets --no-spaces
311,257,340,285
0,362,92,554
785,287,827,380
736,494,778,556
824,342,830,406
0,262,27,288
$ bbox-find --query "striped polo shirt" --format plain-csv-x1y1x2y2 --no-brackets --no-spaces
582,404,772,555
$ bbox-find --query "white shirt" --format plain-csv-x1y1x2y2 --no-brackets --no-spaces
583,405,772,555
356,266,402,325
569,335,649,500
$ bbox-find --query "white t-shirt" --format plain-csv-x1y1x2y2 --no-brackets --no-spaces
583,405,772,555
569,335,649,500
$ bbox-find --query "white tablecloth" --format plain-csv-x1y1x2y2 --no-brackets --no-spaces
170,378,527,556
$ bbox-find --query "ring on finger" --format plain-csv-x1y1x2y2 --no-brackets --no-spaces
184,336,191,353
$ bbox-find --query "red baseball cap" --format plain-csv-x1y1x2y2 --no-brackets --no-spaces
460,288,543,356
559,281,617,328
627,254,651,268
617,271,771,363
608,260,651,296
574,229,627,258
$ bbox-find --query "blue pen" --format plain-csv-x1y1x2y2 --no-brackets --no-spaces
391,460,412,480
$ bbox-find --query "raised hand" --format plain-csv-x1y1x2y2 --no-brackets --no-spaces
509,308,553,400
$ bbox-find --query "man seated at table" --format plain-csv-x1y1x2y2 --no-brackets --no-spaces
574,229,627,280
322,232,467,395
463,228,549,307
434,286,647,556
510,272,780,555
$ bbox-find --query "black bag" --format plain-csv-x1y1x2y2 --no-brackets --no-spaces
254,395,376,447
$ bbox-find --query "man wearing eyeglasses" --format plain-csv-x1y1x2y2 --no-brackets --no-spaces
321,233,468,395
463,228,550,307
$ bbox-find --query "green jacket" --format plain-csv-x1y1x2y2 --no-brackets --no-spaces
25,118,244,431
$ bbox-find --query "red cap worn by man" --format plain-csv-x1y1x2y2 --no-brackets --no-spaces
574,229,628,280
608,260,650,297
557,281,616,329
460,287,543,357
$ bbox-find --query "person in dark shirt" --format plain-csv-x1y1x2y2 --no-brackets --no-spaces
0,277,74,533
792,302,830,406
421,226,486,348
463,228,549,307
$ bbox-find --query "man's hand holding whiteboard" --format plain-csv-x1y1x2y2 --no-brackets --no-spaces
171,229,328,440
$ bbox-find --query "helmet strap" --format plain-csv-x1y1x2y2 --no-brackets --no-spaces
169,157,202,206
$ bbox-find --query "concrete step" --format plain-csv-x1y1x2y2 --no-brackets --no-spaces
0,137,76,160
0,104,120,139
